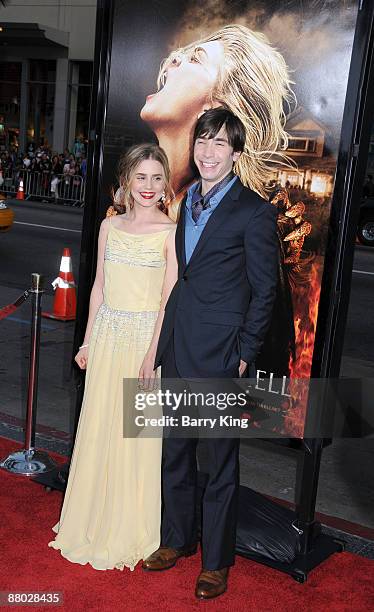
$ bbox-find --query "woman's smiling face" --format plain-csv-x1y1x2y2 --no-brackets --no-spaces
140,41,224,128
130,159,166,208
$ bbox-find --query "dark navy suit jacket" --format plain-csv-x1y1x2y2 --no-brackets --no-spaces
155,179,278,378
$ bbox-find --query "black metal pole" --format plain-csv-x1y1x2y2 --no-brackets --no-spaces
295,439,324,554
25,273,43,451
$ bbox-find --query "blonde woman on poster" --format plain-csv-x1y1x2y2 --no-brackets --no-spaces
141,24,292,214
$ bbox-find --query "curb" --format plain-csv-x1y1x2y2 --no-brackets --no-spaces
355,243,374,252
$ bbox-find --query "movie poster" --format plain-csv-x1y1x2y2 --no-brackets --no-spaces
102,0,359,436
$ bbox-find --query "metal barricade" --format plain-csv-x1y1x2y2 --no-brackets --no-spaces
0,168,14,195
0,168,85,206
54,173,85,206
0,167,29,196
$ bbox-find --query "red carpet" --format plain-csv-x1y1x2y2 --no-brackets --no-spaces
0,437,373,612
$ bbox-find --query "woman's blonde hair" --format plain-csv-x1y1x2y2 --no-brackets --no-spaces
159,24,295,198
113,143,173,214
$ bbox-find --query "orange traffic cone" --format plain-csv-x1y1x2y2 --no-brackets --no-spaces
16,179,25,200
42,248,77,321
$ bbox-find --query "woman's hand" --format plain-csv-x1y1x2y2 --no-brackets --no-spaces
75,346,89,370
138,352,157,391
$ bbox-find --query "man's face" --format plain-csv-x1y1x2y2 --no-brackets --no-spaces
193,125,241,188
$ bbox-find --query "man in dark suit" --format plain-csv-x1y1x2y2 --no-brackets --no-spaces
143,108,278,599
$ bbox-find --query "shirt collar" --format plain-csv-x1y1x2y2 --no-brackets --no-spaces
187,171,236,204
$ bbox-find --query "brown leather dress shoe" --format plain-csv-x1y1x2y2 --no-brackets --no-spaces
195,567,229,600
142,545,197,571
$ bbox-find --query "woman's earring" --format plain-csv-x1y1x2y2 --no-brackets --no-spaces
160,191,166,204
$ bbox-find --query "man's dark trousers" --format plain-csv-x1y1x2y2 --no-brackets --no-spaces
160,335,240,571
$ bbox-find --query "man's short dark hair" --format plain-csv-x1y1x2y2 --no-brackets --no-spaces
193,107,246,153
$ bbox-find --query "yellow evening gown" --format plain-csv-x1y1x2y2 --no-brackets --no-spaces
48,221,171,570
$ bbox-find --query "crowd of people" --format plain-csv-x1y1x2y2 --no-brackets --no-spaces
0,138,87,203
0,139,87,179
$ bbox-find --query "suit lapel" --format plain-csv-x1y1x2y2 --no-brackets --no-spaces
185,178,243,271
175,195,187,268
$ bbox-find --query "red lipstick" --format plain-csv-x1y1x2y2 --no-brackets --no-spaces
140,192,155,199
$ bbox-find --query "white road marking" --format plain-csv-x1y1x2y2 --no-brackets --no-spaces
14,221,81,233
352,269,374,276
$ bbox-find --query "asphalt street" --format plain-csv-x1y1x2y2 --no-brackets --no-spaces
0,199,82,291
0,200,83,437
0,200,373,529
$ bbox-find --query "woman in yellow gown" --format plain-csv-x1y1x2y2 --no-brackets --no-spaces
49,143,177,571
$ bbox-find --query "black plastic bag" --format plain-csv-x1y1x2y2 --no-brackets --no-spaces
236,486,301,564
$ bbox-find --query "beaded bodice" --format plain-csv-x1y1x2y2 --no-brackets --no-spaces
103,224,170,312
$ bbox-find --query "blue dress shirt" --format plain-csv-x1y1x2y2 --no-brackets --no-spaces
184,175,237,263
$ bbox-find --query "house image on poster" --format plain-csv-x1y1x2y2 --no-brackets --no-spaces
273,107,336,198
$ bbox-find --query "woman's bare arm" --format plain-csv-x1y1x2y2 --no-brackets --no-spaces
75,218,109,368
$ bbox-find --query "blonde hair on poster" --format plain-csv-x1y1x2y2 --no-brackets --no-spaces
158,24,296,198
